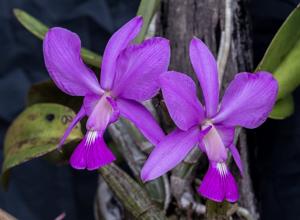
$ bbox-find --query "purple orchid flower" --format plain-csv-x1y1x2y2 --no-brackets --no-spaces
43,16,170,170
141,37,278,202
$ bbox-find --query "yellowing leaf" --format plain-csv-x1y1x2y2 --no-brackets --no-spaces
2,103,83,188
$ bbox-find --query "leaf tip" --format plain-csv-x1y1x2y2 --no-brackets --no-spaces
13,8,22,18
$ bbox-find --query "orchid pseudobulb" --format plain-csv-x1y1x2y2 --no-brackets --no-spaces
43,16,170,170
141,37,278,202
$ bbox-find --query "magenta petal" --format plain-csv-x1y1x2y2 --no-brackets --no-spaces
159,71,205,131
225,171,239,202
198,162,238,202
83,94,101,116
141,126,202,182
112,37,170,101
100,16,143,90
70,138,86,169
215,125,235,147
228,144,243,176
213,72,278,128
58,106,86,149
199,163,224,202
70,131,115,170
116,98,164,145
189,37,219,117
43,27,103,96
86,134,116,170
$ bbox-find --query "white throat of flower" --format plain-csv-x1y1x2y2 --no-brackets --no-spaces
86,131,98,146
216,162,228,177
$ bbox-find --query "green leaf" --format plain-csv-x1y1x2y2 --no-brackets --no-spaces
2,103,83,188
13,8,102,68
134,0,160,43
256,5,300,119
273,39,300,99
269,94,294,119
256,5,300,74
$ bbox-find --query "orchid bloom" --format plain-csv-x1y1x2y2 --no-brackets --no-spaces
43,16,170,170
141,37,278,202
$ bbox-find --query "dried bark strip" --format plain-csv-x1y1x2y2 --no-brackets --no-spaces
99,163,167,220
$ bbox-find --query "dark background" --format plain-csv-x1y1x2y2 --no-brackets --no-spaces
0,0,299,219
250,0,300,220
